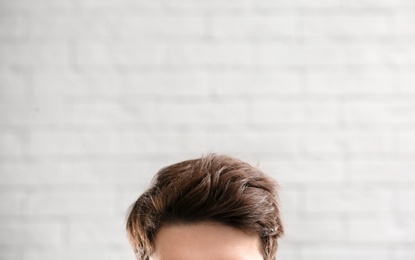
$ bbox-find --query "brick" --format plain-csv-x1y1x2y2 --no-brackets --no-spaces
0,105,24,125
26,16,78,43
22,248,135,260
400,70,415,93
163,0,251,10
256,0,398,8
80,0,162,9
0,68,30,104
396,247,415,260
305,188,392,213
119,72,210,96
0,16,29,40
251,101,337,125
0,163,66,185
113,15,206,38
258,43,415,67
62,162,154,186
305,69,399,94
396,132,415,152
32,71,121,98
257,44,300,67
350,161,415,183
397,191,415,212
29,132,217,155
284,217,346,242
0,43,70,67
1,101,158,125
211,14,299,39
69,218,127,245
68,102,155,125
0,221,61,245
261,160,344,183
336,0,399,8
154,101,246,124
0,0,74,9
64,102,152,125
301,14,395,38
0,132,23,155
0,193,21,215
344,131,395,153
255,0,300,9
250,102,303,124
275,242,297,260
395,10,415,35
0,248,17,260
75,42,162,67
304,101,338,125
204,133,300,154
349,217,415,242
32,70,209,98
162,42,253,67
300,245,390,260
211,71,301,95
27,133,118,155
342,100,415,127
280,189,301,213
0,103,66,125
28,191,115,216
117,188,148,215
303,131,344,154
71,15,206,40
0,0,75,17
20,249,64,260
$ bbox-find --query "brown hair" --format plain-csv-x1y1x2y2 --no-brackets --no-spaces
126,153,284,260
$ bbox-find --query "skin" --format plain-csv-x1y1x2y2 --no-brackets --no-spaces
150,222,263,260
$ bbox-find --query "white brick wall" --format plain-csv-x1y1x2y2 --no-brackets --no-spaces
1,0,415,259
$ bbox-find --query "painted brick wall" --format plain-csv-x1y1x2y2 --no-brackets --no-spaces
1,0,415,259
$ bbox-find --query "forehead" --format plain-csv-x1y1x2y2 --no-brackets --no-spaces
150,222,263,260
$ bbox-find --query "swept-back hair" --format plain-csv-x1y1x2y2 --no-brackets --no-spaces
126,154,284,259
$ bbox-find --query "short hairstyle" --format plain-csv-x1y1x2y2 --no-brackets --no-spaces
126,154,284,260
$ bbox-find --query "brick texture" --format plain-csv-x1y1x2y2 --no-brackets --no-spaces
1,0,415,259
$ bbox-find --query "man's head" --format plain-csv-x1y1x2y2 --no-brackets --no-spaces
126,154,284,260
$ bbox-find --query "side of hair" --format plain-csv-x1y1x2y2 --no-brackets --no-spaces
126,154,284,260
